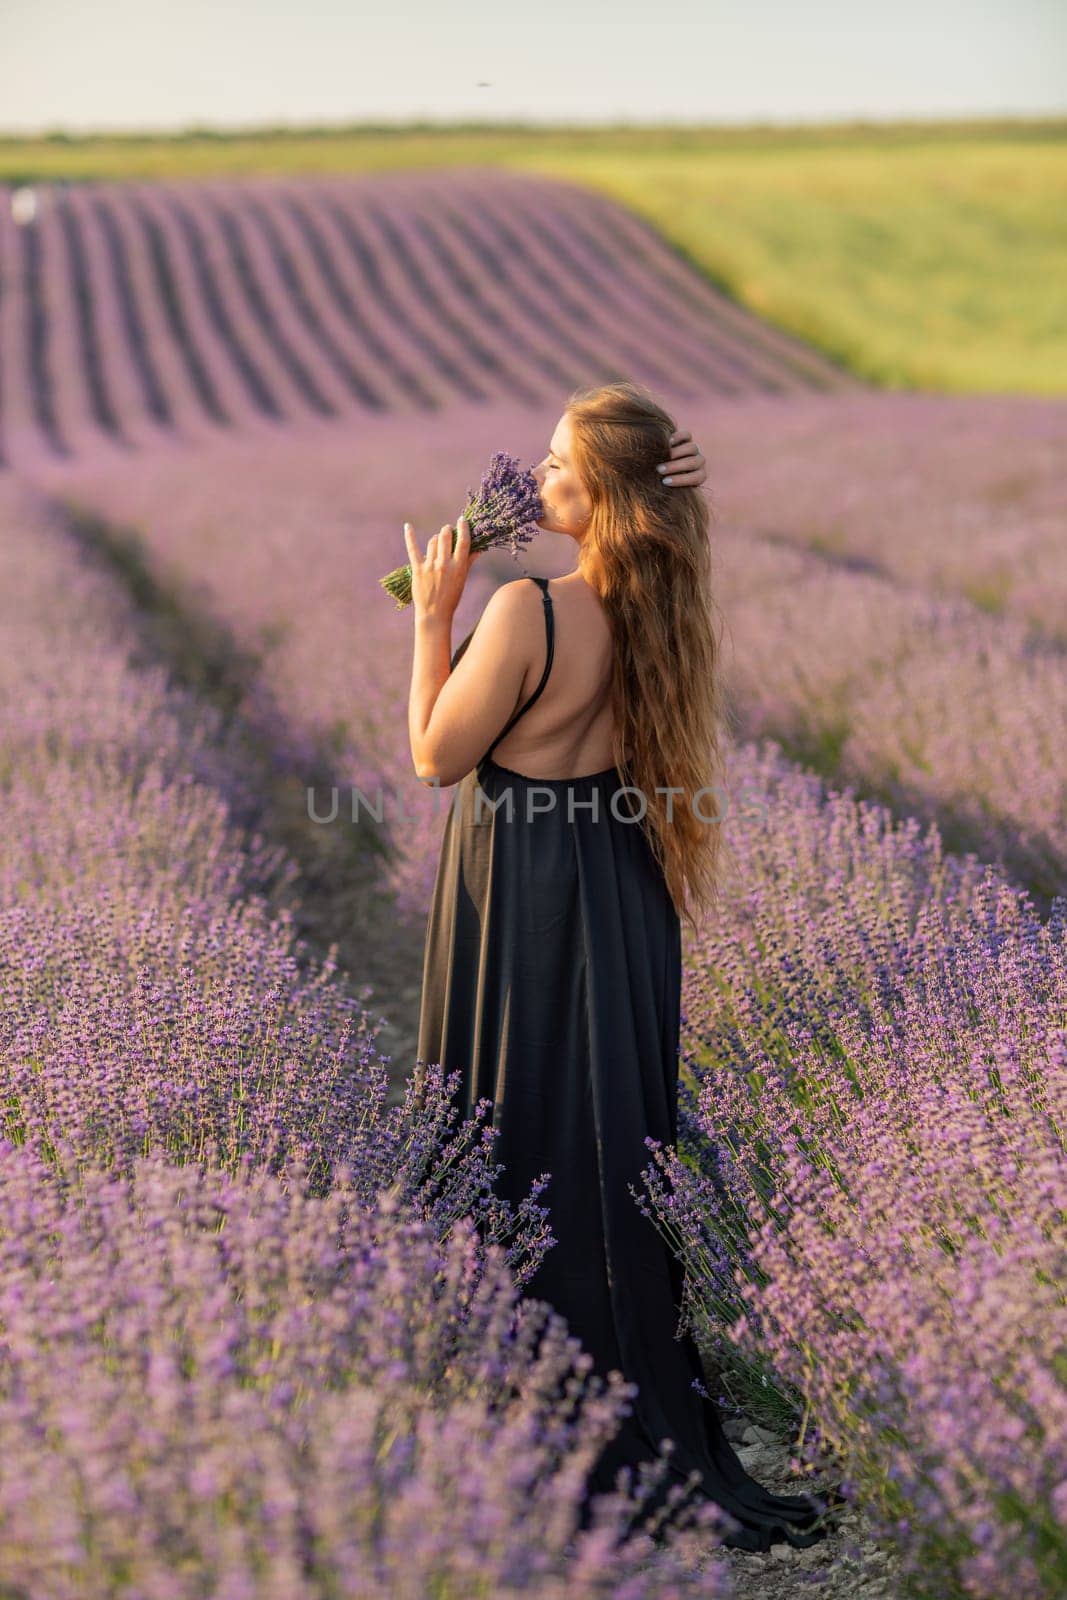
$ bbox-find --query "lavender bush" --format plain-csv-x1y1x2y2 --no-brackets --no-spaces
0,1138,731,1597
715,537,1067,903
736,1085,1067,1599
0,478,551,1278
636,739,1067,1597
704,389,1067,643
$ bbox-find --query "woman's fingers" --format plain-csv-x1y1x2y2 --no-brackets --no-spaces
669,435,703,468
657,429,706,483
405,519,478,584
657,433,679,469
434,524,454,565
666,459,706,484
435,520,476,565
657,440,707,484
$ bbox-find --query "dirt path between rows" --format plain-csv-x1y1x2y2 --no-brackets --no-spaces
63,499,427,1106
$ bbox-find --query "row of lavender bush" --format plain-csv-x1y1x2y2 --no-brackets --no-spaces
715,518,1067,904
0,172,846,469
0,476,729,1595
637,738,1067,1598
10,173,1062,649
38,391,1067,913
706,390,1067,644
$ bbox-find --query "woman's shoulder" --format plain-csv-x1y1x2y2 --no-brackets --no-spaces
451,579,542,671
470,576,548,649
480,573,544,609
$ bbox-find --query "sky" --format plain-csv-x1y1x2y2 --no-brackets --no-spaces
0,0,1063,134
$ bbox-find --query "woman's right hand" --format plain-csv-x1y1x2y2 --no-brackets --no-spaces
403,516,484,624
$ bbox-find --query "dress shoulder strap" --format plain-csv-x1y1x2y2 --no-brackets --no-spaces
483,576,555,760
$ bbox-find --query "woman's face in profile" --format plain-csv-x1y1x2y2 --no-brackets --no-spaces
532,413,593,542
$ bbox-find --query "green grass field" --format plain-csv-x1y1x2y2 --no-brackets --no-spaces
2,118,1063,395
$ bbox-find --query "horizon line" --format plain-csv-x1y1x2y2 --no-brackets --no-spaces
1,110,1065,144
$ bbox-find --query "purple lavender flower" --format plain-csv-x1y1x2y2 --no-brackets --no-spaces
381,450,544,607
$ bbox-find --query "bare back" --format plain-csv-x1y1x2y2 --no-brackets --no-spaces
490,575,618,780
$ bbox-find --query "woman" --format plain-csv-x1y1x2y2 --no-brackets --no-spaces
405,381,841,1552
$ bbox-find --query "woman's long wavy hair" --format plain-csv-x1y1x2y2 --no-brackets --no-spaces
565,380,735,937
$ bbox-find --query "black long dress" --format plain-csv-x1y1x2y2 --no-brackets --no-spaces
415,574,839,1551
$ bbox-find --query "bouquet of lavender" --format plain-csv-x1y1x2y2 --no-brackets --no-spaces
381,451,544,608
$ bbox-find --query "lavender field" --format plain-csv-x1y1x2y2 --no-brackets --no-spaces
2,168,1066,1598
0,170,854,470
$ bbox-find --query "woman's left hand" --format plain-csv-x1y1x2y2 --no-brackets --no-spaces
657,429,707,486
403,515,483,623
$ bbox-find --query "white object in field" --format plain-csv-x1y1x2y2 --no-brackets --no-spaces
11,187,38,226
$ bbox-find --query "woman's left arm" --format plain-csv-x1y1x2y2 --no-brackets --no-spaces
656,429,707,486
